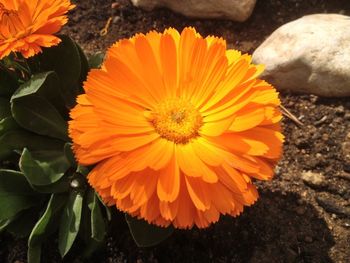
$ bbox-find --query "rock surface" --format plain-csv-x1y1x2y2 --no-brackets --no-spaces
130,0,256,22
301,171,326,189
253,14,350,97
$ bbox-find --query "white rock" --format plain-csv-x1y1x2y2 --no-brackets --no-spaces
253,14,350,97
130,0,256,22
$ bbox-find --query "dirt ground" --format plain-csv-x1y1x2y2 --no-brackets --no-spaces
1,0,350,262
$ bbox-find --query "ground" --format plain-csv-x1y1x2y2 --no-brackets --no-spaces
1,0,350,262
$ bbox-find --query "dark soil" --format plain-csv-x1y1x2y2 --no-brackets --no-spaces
2,0,350,262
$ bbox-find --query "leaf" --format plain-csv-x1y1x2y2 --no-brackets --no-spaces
0,97,11,119
0,116,18,135
11,71,67,117
28,194,67,263
87,190,107,242
28,245,41,263
7,208,40,237
0,67,18,96
20,148,70,186
0,129,64,161
58,191,83,257
64,143,76,167
0,169,40,220
30,176,70,193
11,95,69,141
75,43,89,84
0,219,11,232
88,52,105,69
125,215,174,247
38,35,82,108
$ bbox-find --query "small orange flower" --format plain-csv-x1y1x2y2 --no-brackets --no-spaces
0,0,75,59
69,27,284,229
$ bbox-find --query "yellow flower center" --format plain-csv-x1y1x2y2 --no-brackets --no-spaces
150,98,203,144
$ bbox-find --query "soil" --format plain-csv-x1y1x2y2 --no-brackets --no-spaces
1,0,350,262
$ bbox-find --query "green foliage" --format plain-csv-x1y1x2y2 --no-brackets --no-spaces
126,215,174,247
0,170,41,220
36,35,87,108
20,148,70,185
0,35,110,263
88,52,105,69
0,33,174,263
0,66,19,96
59,191,83,257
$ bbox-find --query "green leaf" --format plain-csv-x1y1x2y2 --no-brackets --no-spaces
0,219,11,232
11,71,67,117
0,97,10,119
20,148,70,186
0,116,18,135
88,52,105,69
64,143,76,167
76,43,89,84
0,129,64,161
7,208,40,237
58,191,83,257
0,169,39,220
28,245,41,263
28,194,67,263
87,190,106,242
125,214,174,247
38,35,82,108
0,67,18,96
11,95,69,141
29,176,70,193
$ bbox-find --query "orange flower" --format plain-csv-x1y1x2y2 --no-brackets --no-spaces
0,0,74,59
69,27,284,229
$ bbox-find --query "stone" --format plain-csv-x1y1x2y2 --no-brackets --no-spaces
316,196,350,218
301,171,326,189
130,0,256,22
252,14,350,97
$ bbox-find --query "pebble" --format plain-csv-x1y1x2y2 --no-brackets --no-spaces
344,112,350,120
295,206,306,215
304,236,313,243
301,171,326,189
316,196,350,218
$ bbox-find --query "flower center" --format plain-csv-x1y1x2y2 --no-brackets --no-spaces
149,98,203,144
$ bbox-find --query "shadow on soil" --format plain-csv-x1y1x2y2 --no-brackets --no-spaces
104,190,334,263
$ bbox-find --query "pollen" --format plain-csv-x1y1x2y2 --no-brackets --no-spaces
149,98,203,144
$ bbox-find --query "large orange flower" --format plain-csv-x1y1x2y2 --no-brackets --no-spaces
69,27,284,229
0,0,74,59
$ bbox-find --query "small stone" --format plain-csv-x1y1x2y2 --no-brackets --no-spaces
321,133,329,141
130,0,257,22
112,16,121,23
316,196,350,218
344,112,350,120
295,206,306,215
111,2,120,9
301,171,326,189
335,105,345,115
338,172,350,182
304,236,313,243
